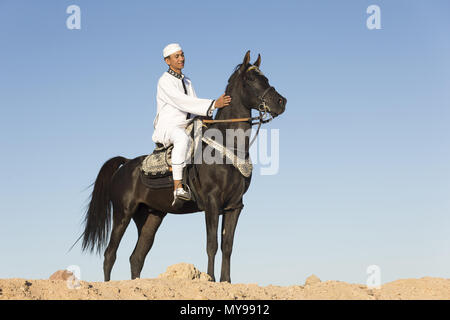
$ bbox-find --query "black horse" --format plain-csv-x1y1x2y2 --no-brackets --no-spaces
80,51,286,282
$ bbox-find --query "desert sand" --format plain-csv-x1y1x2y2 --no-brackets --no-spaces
1,263,449,300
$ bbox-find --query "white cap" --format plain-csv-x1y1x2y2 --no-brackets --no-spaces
163,43,182,58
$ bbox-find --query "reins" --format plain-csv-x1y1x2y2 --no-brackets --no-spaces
201,93,274,148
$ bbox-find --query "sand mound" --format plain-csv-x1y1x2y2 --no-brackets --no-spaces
49,270,75,281
157,263,212,281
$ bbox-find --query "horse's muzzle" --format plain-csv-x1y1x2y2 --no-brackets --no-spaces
271,96,286,117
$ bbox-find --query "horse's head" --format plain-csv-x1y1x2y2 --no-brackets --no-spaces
227,50,287,118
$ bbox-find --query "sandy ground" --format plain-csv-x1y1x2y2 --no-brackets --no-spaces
1,264,450,300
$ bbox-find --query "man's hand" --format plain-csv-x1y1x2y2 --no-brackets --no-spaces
215,93,232,108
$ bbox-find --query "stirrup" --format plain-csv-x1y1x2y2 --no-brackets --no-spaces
171,184,192,206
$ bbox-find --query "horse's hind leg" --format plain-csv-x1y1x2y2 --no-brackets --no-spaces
220,208,242,283
103,202,137,281
129,208,166,280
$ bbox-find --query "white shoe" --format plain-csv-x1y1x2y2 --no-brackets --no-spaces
172,187,191,205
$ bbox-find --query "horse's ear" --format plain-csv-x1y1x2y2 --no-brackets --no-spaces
243,50,251,65
253,54,261,68
239,50,251,72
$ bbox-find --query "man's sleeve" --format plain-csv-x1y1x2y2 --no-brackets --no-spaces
191,82,216,117
159,77,215,116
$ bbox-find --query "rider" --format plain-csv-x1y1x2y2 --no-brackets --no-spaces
152,43,231,205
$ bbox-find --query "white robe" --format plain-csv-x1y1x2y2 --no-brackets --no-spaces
152,71,215,146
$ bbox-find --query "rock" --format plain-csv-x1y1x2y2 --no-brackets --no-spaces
158,263,213,281
304,274,321,286
49,270,75,281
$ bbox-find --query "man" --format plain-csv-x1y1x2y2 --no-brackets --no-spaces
152,43,231,205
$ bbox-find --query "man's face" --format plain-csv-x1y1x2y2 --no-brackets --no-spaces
165,50,185,70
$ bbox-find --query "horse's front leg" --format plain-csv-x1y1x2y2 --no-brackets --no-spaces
220,207,242,283
204,204,220,282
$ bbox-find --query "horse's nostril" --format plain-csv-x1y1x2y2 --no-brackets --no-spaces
278,98,283,105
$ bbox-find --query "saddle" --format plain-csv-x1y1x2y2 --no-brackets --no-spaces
139,119,200,191
139,143,175,189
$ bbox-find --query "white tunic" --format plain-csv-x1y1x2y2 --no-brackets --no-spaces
152,70,215,146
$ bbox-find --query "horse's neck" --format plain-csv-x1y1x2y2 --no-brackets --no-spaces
214,93,251,131
215,95,250,119
210,94,252,155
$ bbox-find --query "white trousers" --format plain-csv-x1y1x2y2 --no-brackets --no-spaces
168,127,191,181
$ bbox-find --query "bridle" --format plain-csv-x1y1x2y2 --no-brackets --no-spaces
202,67,275,148
201,85,274,125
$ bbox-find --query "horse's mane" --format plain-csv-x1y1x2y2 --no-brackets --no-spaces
225,63,250,95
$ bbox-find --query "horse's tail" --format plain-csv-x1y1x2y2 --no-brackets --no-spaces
81,156,129,254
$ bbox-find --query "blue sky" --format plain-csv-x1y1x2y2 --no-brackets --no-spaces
0,0,449,286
